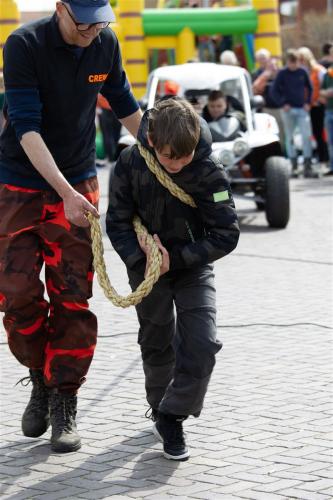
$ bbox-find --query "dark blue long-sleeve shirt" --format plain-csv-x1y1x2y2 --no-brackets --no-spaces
270,67,313,108
0,15,139,189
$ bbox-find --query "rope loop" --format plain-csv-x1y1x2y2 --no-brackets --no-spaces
88,142,195,308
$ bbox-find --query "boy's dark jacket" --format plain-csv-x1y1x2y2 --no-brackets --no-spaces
106,111,240,274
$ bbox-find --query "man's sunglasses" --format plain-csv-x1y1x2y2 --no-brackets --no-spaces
62,3,110,31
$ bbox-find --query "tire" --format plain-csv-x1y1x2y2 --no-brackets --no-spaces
255,201,265,211
265,156,290,228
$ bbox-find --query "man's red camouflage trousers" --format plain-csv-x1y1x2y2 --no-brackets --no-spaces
0,177,99,393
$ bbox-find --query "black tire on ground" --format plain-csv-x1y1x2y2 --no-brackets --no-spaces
265,156,290,228
255,201,265,211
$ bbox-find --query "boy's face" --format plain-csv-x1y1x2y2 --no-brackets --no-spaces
148,136,194,174
207,97,227,120
287,58,299,71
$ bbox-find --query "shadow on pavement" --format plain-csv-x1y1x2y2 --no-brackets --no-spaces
0,430,180,498
0,441,52,497
79,355,142,416
237,211,281,233
238,221,282,233
0,353,178,498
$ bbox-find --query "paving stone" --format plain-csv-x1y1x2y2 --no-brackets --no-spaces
237,491,287,500
75,485,130,499
299,478,333,492
1,173,332,499
31,486,89,499
254,478,302,493
277,489,331,500
0,489,42,500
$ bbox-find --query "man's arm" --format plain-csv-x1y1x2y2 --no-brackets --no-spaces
270,70,284,107
304,70,313,105
20,132,99,227
119,108,143,138
100,34,141,137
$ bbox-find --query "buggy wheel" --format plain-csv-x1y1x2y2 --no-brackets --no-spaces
265,156,290,228
255,201,265,211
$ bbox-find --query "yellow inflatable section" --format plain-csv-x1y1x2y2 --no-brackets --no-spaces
252,0,282,60
0,0,20,72
0,1,281,98
113,0,281,98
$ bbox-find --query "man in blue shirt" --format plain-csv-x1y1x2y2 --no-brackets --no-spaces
0,0,142,453
271,49,315,177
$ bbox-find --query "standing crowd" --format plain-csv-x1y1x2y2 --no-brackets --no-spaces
194,35,333,177
251,43,333,177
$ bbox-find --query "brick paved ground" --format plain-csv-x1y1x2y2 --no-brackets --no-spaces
0,170,332,500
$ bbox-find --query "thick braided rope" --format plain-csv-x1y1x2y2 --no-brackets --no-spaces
137,143,197,208
87,213,162,308
88,142,196,308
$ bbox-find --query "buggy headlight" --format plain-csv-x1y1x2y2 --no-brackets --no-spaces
233,139,250,158
219,149,235,167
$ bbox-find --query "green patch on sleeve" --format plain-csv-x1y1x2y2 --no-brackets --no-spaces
213,190,229,202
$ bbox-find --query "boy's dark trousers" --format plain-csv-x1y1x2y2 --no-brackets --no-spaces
128,264,222,417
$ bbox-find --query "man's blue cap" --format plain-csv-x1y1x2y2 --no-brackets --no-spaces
63,0,115,24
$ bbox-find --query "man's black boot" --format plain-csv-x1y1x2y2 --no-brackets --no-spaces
153,412,190,461
21,369,50,438
50,392,81,453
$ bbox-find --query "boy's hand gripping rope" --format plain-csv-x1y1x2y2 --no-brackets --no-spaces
87,143,196,308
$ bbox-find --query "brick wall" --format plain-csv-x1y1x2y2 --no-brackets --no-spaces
298,0,327,14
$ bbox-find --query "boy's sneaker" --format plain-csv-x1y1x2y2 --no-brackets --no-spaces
153,412,190,461
290,158,298,178
145,407,159,422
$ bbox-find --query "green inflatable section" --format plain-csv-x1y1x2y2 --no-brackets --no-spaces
142,7,258,36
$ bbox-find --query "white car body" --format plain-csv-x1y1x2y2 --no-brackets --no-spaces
119,63,280,155
116,63,290,229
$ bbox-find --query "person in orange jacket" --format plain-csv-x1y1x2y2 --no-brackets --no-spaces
298,47,329,167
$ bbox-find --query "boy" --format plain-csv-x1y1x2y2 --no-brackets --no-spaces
202,90,246,135
106,98,239,460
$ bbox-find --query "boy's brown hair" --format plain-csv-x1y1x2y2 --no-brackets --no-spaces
285,49,298,64
148,98,200,159
208,90,226,102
